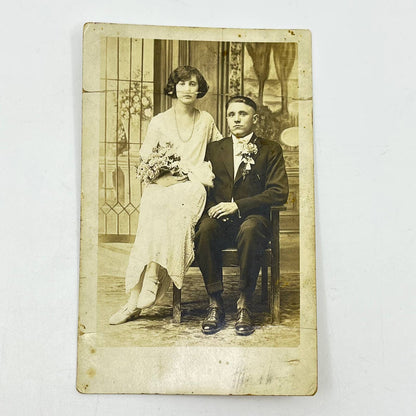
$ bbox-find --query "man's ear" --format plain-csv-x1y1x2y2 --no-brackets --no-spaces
253,113,259,124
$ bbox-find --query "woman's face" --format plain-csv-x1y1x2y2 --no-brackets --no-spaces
175,75,199,105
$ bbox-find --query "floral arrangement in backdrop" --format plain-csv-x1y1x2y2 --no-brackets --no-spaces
119,81,153,121
115,79,154,156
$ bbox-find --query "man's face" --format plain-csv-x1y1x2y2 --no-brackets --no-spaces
226,102,258,138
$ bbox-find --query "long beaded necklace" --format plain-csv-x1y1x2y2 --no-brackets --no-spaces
174,107,196,142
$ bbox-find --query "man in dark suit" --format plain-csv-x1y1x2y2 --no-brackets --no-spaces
195,96,289,336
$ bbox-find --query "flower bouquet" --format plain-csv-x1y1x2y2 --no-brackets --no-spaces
136,142,185,185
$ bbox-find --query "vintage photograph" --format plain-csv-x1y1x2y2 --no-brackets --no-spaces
78,24,315,395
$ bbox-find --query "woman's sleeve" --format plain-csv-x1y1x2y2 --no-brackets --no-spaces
139,117,159,159
207,114,223,143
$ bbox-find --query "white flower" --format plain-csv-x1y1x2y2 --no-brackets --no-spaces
142,96,149,107
240,142,258,179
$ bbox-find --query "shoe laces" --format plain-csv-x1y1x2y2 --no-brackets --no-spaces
206,306,221,321
238,308,251,320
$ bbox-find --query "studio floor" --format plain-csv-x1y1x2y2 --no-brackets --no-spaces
96,234,300,348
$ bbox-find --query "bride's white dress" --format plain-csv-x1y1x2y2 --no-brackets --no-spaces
125,108,222,297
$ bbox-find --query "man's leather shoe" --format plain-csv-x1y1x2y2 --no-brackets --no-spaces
201,306,225,334
235,308,255,336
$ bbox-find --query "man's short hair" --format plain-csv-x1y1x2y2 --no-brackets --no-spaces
226,95,257,112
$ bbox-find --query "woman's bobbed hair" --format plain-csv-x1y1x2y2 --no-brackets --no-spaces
164,66,209,99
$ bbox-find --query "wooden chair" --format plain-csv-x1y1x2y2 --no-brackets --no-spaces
172,206,286,324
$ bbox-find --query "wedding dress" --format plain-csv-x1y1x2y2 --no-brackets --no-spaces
124,108,222,299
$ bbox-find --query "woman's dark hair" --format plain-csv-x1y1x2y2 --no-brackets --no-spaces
164,66,209,99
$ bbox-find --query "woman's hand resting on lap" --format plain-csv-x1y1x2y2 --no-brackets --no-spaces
154,173,188,187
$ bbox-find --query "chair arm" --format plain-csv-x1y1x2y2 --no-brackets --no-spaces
270,205,285,243
271,205,287,213
270,205,286,222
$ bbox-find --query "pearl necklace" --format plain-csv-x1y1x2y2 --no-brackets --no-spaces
174,108,196,143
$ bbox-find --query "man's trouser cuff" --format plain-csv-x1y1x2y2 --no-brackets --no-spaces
205,281,224,295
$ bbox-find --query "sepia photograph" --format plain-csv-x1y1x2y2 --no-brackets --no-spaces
78,23,315,395
3,0,416,413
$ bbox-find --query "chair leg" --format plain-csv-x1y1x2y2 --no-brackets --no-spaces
270,265,280,324
172,286,181,324
270,210,281,324
261,265,268,304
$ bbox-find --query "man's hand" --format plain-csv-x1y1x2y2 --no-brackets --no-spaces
154,173,188,187
208,202,238,219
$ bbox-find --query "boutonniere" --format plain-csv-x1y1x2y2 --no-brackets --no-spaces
239,142,258,179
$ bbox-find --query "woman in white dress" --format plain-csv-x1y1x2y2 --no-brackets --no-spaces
109,66,222,325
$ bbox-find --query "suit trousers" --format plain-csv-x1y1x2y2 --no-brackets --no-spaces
195,214,271,304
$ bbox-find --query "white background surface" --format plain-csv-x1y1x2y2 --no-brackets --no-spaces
1,1,415,414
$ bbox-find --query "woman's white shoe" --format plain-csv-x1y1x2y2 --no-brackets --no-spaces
136,276,160,309
109,304,141,325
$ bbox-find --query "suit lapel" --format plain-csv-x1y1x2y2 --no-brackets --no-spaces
219,137,234,180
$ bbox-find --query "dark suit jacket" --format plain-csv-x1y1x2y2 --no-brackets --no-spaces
205,134,289,219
